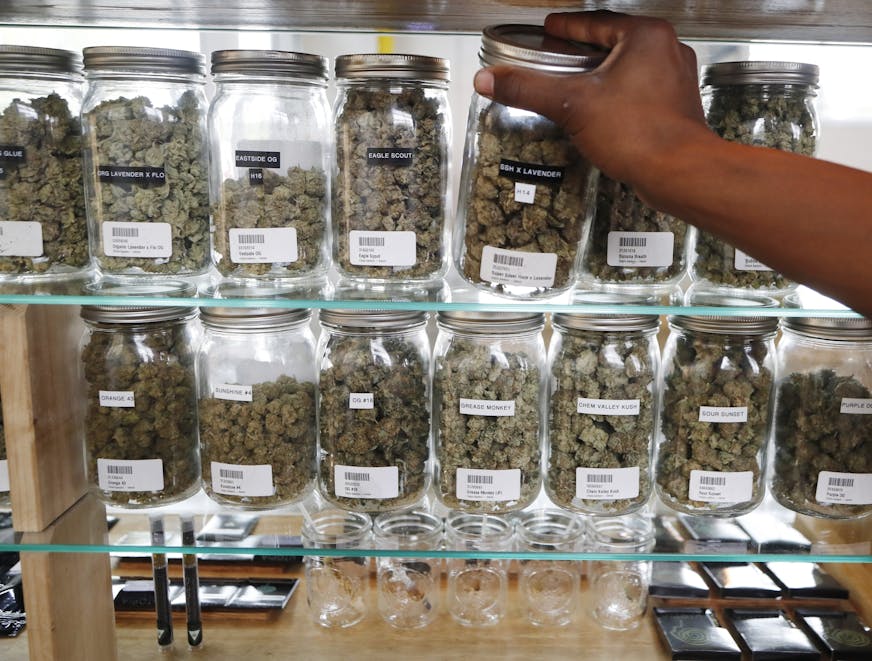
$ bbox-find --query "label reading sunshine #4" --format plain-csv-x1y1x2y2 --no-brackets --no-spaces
212,462,274,498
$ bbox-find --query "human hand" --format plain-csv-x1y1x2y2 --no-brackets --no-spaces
473,11,712,193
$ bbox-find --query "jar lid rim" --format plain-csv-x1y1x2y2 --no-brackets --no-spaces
480,24,607,72
701,60,819,86
211,49,327,79
83,46,205,75
0,45,83,74
335,53,449,81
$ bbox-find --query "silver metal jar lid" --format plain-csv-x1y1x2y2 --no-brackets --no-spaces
0,45,82,74
83,46,205,76
701,60,819,86
200,305,311,330
781,316,872,341
554,292,660,332
437,310,544,335
670,291,779,335
81,280,197,324
211,49,327,80
319,309,428,330
334,53,449,81
479,24,606,72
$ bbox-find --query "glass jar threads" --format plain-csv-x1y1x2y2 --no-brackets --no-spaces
655,304,778,516
81,47,210,277
332,53,451,284
197,305,316,508
771,316,872,519
317,309,431,512
454,25,601,299
208,50,330,281
81,294,200,507
0,46,88,280
434,311,545,513
691,61,820,293
546,303,660,515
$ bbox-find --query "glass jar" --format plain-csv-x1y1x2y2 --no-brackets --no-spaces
0,46,88,280
691,61,820,293
434,311,545,513
332,54,451,284
81,47,210,277
197,305,316,509
546,304,660,515
208,50,330,282
454,25,602,299
771,316,872,519
317,309,431,512
81,295,200,507
655,305,778,516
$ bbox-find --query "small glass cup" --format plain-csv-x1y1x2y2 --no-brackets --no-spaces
516,509,585,626
445,512,513,627
373,510,443,629
301,509,372,628
587,514,655,631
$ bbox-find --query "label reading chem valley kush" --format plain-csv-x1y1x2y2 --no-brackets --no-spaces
689,470,753,503
335,465,399,499
349,230,416,266
577,467,640,500
0,221,43,257
229,227,298,264
480,245,557,288
577,398,640,416
212,462,274,497
213,384,253,403
607,231,674,267
456,468,521,502
460,398,515,417
97,458,164,492
815,471,872,505
103,222,172,258
99,390,135,408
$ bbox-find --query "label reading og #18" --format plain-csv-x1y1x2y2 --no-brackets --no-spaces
97,458,164,492
456,468,520,502
815,471,872,505
211,462,274,498
689,469,753,503
334,465,399,499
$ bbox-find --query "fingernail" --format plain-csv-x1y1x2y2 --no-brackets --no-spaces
474,69,494,97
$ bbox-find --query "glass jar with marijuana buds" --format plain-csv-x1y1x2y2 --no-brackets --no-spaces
81,294,200,508
317,309,431,513
655,303,778,516
208,50,331,282
771,316,872,519
81,47,210,277
433,311,546,513
197,305,316,509
691,61,820,293
546,302,661,516
454,25,602,299
332,54,451,285
0,46,88,280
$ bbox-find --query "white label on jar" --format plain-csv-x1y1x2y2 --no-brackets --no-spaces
480,245,557,288
460,398,515,417
349,393,374,410
456,468,521,502
97,458,164,492
99,390,135,408
576,466,640,500
577,397,640,416
211,461,274,498
349,230,416,266
734,249,773,272
103,221,172,258
334,465,399,499
229,227,298,264
213,384,253,402
699,406,748,423
0,221,43,257
688,469,753,503
0,460,9,493
606,231,673,267
514,182,537,204
815,471,872,505
840,398,872,414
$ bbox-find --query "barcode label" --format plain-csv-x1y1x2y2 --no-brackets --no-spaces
734,248,773,272
576,467,640,500
99,390,135,408
349,230,416,266
456,468,521,502
103,221,172,258
229,227,298,264
607,231,673,267
816,471,872,505
699,406,748,423
459,398,516,417
349,393,374,410
0,460,8,493
213,384,253,402
577,398,640,416
212,462,274,497
334,465,399,499
840,398,872,414
689,470,753,503
97,458,164,492
480,245,557,288
0,221,43,257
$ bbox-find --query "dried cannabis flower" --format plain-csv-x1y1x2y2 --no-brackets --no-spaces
0,92,88,275
547,328,656,514
459,101,595,294
212,165,327,278
82,316,200,507
333,84,448,280
319,331,430,512
582,175,688,284
199,375,316,506
435,337,542,512
84,91,210,274
656,327,773,512
771,370,872,518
